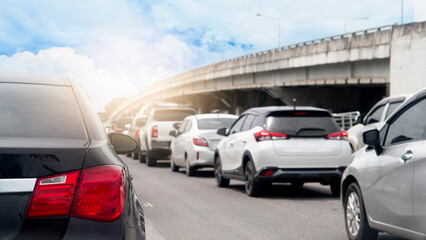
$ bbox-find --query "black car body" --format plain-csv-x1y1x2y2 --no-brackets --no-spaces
0,73,145,239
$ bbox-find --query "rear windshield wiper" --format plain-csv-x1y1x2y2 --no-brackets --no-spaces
296,128,325,136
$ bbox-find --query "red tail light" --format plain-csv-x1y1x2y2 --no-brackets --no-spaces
26,165,126,222
259,169,275,176
71,165,126,222
326,131,348,140
193,137,208,147
253,130,288,142
26,171,80,218
135,130,140,139
151,125,158,138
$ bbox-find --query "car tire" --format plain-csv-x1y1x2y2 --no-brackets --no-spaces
244,161,263,197
146,150,157,167
132,150,139,160
138,150,146,163
170,156,179,172
126,153,132,157
214,156,229,187
330,181,341,196
344,182,378,240
185,155,196,176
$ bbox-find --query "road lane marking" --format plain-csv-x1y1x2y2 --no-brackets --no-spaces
144,202,154,208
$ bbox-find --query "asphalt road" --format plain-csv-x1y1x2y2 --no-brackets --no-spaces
121,156,402,240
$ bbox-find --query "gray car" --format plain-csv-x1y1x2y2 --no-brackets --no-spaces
341,88,426,240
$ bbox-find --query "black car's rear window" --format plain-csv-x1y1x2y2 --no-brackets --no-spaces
0,83,87,140
197,118,236,130
265,110,340,137
153,109,196,121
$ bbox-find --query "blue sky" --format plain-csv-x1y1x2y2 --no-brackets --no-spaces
0,0,422,110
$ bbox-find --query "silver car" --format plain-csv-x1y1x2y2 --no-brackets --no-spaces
341,88,426,240
169,114,238,176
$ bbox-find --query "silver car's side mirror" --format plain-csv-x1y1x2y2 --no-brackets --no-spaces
363,129,383,155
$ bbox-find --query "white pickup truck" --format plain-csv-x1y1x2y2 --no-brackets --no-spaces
347,94,409,152
138,107,197,166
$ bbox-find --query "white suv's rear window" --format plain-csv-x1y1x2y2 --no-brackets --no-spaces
265,111,340,137
0,83,87,140
197,118,236,130
153,109,196,121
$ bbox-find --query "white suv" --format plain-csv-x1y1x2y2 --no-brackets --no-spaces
214,106,352,197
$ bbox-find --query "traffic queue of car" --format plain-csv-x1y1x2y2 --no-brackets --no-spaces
125,87,426,240
1,72,424,240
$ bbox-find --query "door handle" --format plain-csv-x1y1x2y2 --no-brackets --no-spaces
229,143,234,147
400,150,413,162
242,141,247,144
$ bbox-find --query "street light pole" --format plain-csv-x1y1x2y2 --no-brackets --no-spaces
401,0,404,24
344,16,368,33
256,13,281,48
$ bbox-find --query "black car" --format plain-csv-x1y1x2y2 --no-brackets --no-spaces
0,73,145,239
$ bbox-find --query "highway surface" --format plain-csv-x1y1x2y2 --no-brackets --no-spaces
121,156,401,240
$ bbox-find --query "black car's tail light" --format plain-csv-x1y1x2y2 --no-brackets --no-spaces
26,171,80,218
253,130,289,142
26,165,126,222
71,165,126,222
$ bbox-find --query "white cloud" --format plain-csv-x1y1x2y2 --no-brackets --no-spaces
0,48,134,111
415,0,426,22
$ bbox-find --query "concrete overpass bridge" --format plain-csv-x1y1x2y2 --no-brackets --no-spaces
110,21,426,121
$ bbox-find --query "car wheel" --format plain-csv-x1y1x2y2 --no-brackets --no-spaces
214,156,229,187
146,150,157,167
330,181,341,196
170,156,179,172
244,161,263,197
185,155,195,176
138,149,146,163
126,153,132,157
344,182,378,240
132,150,139,159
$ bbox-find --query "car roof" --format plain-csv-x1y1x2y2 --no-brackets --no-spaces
385,88,426,123
193,113,238,120
243,106,330,115
152,107,196,112
0,72,70,86
374,94,411,106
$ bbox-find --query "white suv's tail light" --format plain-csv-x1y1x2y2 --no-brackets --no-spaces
326,131,348,140
26,165,126,222
253,130,289,142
